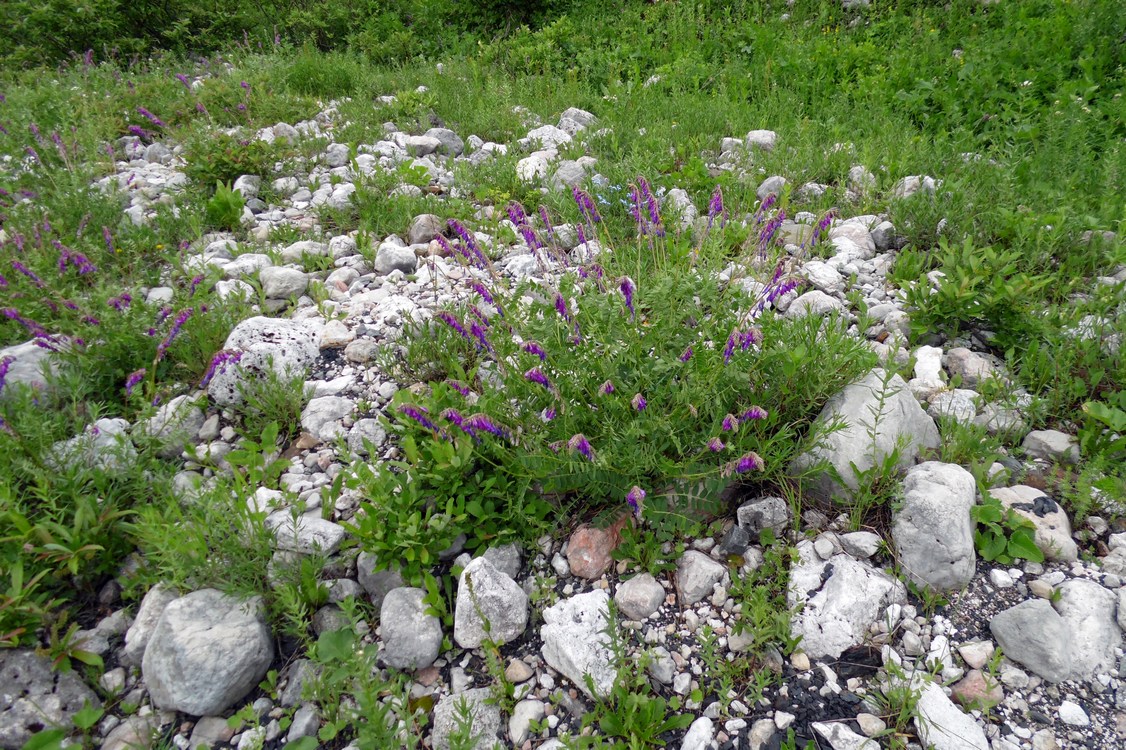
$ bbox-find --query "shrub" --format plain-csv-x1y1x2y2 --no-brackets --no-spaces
354,184,872,580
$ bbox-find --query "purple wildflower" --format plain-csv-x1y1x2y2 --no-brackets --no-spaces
506,201,527,226
808,210,836,248
240,81,251,92
175,73,191,89
679,346,693,362
81,315,100,326
707,186,727,229
136,107,166,127
568,433,594,460
398,403,441,433
618,276,635,319
463,413,510,441
468,280,495,307
3,308,44,336
196,102,207,115
723,332,737,364
442,408,469,434
538,206,554,236
721,414,738,432
632,393,647,411
572,186,602,225
739,328,762,351
0,273,7,289
127,125,150,140
577,224,587,246
599,380,615,395
156,308,193,360
124,368,146,396
200,350,242,387
626,486,646,520
29,123,41,142
637,177,664,236
437,311,470,341
739,406,769,422
446,379,471,396
755,193,778,224
707,437,726,452
469,321,493,353
11,261,45,288
553,293,571,322
524,367,553,390
734,452,765,473
628,185,645,229
448,219,488,269
25,146,40,163
543,406,556,422
522,341,547,361
0,356,13,393
189,275,205,296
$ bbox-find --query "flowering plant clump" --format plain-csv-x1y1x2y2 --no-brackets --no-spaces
378,182,874,546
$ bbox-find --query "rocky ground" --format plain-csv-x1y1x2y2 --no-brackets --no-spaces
2,93,1125,750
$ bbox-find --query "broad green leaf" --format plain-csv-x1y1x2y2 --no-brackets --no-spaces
1007,529,1045,562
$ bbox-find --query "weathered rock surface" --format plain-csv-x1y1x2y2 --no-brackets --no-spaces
453,557,529,649
0,650,101,750
788,540,906,659
143,590,273,716
380,587,443,670
790,369,941,501
892,462,977,591
540,590,617,698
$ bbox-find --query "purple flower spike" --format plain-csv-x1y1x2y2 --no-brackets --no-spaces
522,341,547,361
723,332,737,364
568,433,594,461
626,486,646,520
524,367,553,390
707,186,727,228
632,393,647,411
739,406,768,422
124,368,146,396
398,403,441,433
679,346,693,363
469,280,496,308
598,380,615,395
542,407,556,422
734,452,765,473
469,321,493,353
554,293,571,322
463,413,510,441
707,437,725,452
437,311,470,342
572,186,602,225
619,276,635,319
175,73,191,89
0,356,14,393
136,107,166,128
156,307,193,361
721,414,738,432
200,350,242,387
11,261,45,288
447,379,471,396
442,408,468,432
